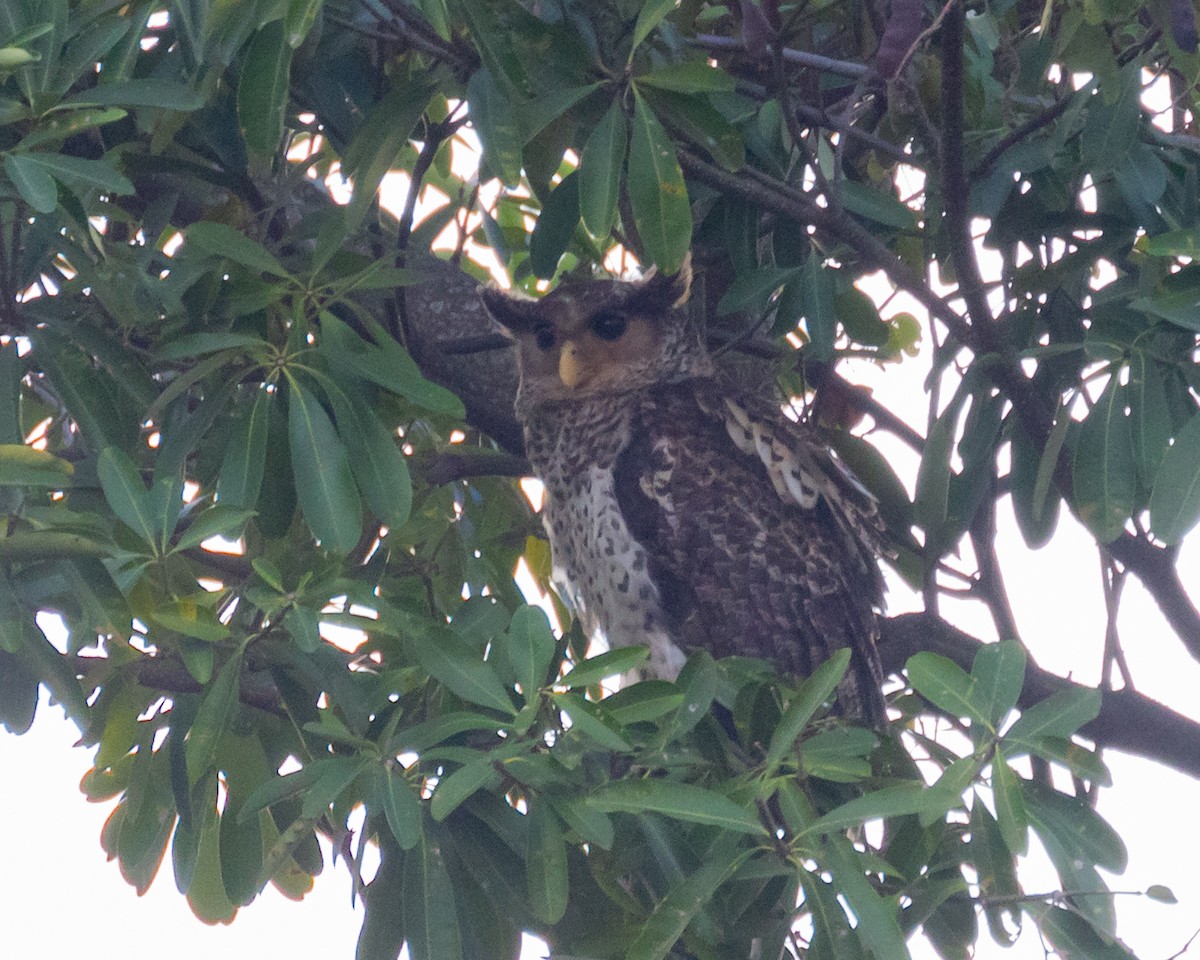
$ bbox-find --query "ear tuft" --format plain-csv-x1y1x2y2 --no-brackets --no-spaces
478,285,540,334
636,251,692,313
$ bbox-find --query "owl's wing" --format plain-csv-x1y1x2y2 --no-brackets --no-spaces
707,390,887,599
614,380,887,725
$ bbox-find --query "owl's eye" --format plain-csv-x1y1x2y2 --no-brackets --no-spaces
533,325,556,351
589,311,628,341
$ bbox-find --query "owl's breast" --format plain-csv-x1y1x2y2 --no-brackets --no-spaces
527,403,686,679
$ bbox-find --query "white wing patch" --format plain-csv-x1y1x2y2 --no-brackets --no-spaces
723,398,820,508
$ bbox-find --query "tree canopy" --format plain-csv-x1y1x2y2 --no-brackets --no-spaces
1,1,1200,958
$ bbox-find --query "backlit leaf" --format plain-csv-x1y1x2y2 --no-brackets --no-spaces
287,378,362,554
1073,373,1135,543
589,780,766,835
1149,410,1200,544
628,89,691,274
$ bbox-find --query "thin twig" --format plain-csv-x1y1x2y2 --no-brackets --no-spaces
692,33,869,79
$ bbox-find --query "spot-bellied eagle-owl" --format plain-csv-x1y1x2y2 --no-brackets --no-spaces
480,259,887,726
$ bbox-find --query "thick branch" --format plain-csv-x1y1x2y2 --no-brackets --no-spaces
880,612,1200,780
940,2,996,330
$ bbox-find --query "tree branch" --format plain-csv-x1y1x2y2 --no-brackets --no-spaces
880,612,1200,780
940,1,997,330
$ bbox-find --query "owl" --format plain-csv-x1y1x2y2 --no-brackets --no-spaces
480,260,888,726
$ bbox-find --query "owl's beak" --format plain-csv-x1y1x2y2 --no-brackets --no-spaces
558,340,589,389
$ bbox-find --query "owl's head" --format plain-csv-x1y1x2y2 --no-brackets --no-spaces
480,257,710,413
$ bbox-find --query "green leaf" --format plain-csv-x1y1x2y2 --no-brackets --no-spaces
185,222,289,278
913,404,957,540
430,758,501,821
661,651,717,740
635,59,738,93
907,652,991,729
1149,410,1200,544
526,802,568,924
802,872,865,960
639,87,744,171
172,506,254,554
802,255,837,360
1128,351,1172,488
284,0,324,47
4,152,57,211
629,0,679,59
1080,62,1141,172
1003,687,1101,745
1004,735,1111,786
1039,906,1138,959
627,836,744,960
381,768,423,850
152,603,231,643
1146,884,1178,904
319,312,465,416
805,784,956,836
0,340,18,445
287,378,363,554
627,89,691,274
238,20,292,156
0,444,73,486
6,151,133,198
1144,227,1200,256
185,650,244,785
589,780,766,835
64,78,204,111
408,625,516,715
529,170,580,279
765,648,851,770
545,792,614,850
1129,288,1200,331
98,447,157,548
579,100,628,240
1073,373,1135,543
552,692,633,752
716,266,802,315
504,604,555,697
322,380,413,528
991,752,1029,856
0,649,38,734
820,835,908,959
466,68,523,185
218,388,271,511
300,755,369,819
970,797,1022,945
358,835,406,960
1024,780,1127,873
519,83,603,143
970,640,1026,728
840,180,918,229
238,764,326,823
21,620,89,724
559,645,649,689
602,682,684,725
798,727,876,783
395,711,506,752
341,73,434,233
282,606,321,653
403,832,464,960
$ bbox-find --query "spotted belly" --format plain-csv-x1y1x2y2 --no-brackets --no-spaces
544,465,687,680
